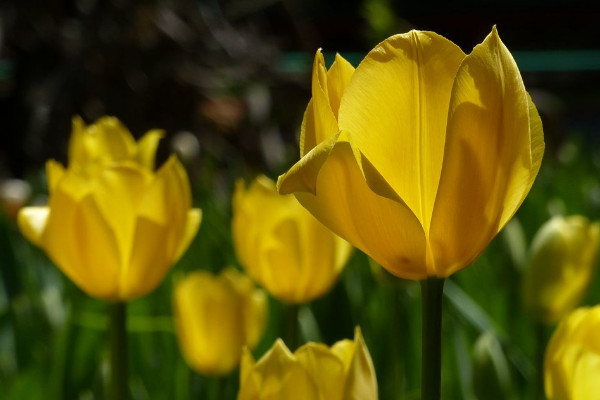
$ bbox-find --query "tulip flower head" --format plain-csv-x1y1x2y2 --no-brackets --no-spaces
18,116,202,301
173,268,268,376
278,27,544,280
522,215,599,324
232,175,353,303
238,327,378,400
545,306,600,400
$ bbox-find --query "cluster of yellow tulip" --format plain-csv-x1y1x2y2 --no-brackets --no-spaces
14,23,600,400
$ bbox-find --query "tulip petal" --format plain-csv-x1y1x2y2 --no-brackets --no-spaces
240,347,256,387
296,343,347,400
136,129,164,170
172,209,202,264
429,27,538,277
278,135,427,280
338,31,465,229
300,50,343,157
573,351,600,400
42,189,121,299
46,160,65,194
69,116,137,167
92,165,152,264
18,207,49,246
326,53,355,119
343,327,378,400
239,340,319,400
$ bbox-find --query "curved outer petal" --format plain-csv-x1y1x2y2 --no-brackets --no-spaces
238,340,319,400
40,182,121,299
173,270,245,375
545,306,600,400
338,31,465,230
300,51,354,157
278,134,427,280
46,160,65,194
429,27,544,277
233,175,352,303
18,207,49,246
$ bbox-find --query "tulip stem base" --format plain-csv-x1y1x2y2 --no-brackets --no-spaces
110,302,128,400
420,278,445,400
285,304,300,351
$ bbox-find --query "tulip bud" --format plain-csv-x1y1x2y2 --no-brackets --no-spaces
544,306,600,400
238,327,378,400
472,332,513,400
18,116,202,301
522,215,599,324
232,175,352,304
173,268,267,376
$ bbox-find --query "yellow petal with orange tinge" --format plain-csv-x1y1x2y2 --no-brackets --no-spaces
17,207,49,246
136,129,164,170
279,136,427,280
296,343,347,400
338,31,465,230
429,27,540,277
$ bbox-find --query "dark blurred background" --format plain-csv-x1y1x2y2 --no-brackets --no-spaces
1,0,600,181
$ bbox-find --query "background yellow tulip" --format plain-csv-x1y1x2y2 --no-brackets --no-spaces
17,116,202,301
238,327,377,400
173,268,268,376
232,175,352,303
544,306,600,400
278,27,544,280
522,215,599,324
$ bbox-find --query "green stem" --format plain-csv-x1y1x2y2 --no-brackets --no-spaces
110,302,128,400
285,304,300,351
420,278,445,400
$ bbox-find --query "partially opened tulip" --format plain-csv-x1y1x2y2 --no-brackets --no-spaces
544,306,600,400
278,27,543,280
174,268,268,375
18,116,202,301
277,27,544,400
238,327,377,400
523,215,599,324
232,175,352,304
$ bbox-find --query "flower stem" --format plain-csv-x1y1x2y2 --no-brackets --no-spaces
110,301,128,400
420,278,445,400
285,304,300,351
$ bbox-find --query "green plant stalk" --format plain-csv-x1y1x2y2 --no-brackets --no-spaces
110,302,128,400
420,278,445,400
285,303,300,351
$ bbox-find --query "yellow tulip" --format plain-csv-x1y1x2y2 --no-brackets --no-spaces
544,306,600,400
278,27,544,280
232,175,353,303
523,215,599,324
173,268,268,376
238,327,378,400
17,116,202,301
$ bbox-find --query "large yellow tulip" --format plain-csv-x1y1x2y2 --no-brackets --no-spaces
545,306,600,400
278,27,544,279
238,327,377,400
18,116,202,301
173,268,268,375
522,215,599,324
232,175,353,303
